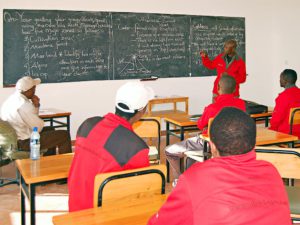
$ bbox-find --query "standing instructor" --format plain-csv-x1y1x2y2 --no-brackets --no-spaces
200,39,246,102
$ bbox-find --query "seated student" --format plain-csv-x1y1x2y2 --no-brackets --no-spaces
148,107,291,225
68,81,154,212
1,76,72,155
270,69,300,138
166,75,245,184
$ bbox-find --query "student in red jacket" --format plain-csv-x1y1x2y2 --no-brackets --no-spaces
270,69,300,138
200,39,246,102
165,75,245,184
149,107,291,225
68,81,154,212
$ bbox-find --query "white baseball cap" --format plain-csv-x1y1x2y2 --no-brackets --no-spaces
16,76,41,92
115,81,155,113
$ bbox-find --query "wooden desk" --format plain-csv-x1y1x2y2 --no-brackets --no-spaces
147,96,189,118
250,111,273,127
39,108,71,131
185,128,299,175
200,127,298,147
53,194,168,225
164,115,198,182
164,114,198,146
256,127,298,147
16,153,74,225
165,114,297,182
164,112,274,146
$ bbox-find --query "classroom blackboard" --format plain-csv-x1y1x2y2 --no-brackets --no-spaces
190,16,245,76
3,9,245,85
112,13,190,80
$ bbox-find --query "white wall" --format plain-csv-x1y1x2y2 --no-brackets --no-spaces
270,0,300,96
0,0,299,138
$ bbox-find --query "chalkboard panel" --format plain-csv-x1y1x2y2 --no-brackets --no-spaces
190,16,245,77
3,9,245,85
112,13,190,79
3,10,112,85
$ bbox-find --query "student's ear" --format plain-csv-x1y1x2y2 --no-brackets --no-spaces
217,84,222,95
209,141,220,158
129,107,147,125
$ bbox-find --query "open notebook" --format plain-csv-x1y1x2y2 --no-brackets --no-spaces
189,114,202,121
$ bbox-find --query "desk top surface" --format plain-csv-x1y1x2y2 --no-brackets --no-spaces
149,96,188,103
256,127,298,146
164,111,273,127
53,194,168,225
39,108,71,118
250,111,273,118
201,127,298,146
164,114,198,126
16,153,74,184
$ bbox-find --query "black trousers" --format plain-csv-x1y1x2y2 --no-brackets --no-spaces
17,127,72,156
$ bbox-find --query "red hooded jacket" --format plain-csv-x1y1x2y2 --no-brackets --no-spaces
68,113,149,212
148,150,291,225
201,53,246,97
270,86,300,138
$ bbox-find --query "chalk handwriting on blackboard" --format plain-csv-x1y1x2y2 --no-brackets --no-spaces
3,10,245,85
112,13,190,80
4,10,111,84
190,16,245,76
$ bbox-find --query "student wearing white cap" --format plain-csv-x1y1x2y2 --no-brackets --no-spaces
68,81,155,212
1,76,72,155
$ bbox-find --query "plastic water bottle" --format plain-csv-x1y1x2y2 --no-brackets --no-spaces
30,127,40,160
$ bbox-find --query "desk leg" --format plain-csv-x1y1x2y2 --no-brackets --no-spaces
288,142,294,148
180,158,184,173
203,140,209,161
180,127,184,173
180,127,184,141
67,115,70,132
288,179,294,186
265,118,269,127
166,122,170,146
166,121,170,183
50,118,53,128
30,184,36,225
179,127,184,174
166,161,170,183
20,175,26,225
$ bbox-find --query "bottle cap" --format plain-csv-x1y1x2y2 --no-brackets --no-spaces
33,127,38,132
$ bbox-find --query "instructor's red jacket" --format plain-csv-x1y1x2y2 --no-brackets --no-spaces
148,150,291,225
68,113,149,212
201,53,246,97
270,86,300,138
